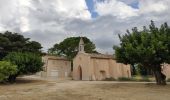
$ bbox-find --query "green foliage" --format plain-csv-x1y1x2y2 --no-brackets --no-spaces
114,21,170,85
103,77,116,81
0,61,17,82
48,36,97,59
114,21,170,66
118,77,134,81
24,41,42,53
0,31,42,59
135,64,149,76
3,52,43,75
138,77,151,82
102,76,151,82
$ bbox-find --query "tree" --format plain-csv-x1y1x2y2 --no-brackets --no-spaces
3,52,43,82
0,31,42,59
24,41,42,54
114,21,170,85
0,61,18,82
48,37,97,59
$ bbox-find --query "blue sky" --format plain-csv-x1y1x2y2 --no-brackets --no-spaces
129,1,139,9
85,0,99,18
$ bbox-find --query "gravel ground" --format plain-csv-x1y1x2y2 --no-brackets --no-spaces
0,77,170,100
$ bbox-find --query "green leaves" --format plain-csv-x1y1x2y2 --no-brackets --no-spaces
114,21,170,66
0,61,18,82
3,52,43,75
0,31,42,59
48,37,97,59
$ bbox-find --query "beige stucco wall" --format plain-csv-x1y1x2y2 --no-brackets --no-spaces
109,60,122,79
121,64,131,78
73,53,131,81
73,53,91,80
91,58,110,80
162,64,170,79
41,55,71,79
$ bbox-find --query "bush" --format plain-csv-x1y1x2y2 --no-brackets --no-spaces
3,52,43,82
103,77,116,81
138,77,151,82
0,61,17,82
118,77,134,81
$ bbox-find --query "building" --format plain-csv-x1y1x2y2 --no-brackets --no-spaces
162,64,170,79
41,55,71,79
73,38,131,80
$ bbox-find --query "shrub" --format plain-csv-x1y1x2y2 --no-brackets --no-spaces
118,77,134,81
0,61,17,82
138,77,151,82
3,52,43,82
103,77,116,81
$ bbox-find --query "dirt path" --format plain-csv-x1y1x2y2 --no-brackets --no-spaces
0,78,170,100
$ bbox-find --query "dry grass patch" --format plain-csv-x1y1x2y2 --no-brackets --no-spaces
0,78,170,100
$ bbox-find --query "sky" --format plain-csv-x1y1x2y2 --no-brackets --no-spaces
0,0,170,54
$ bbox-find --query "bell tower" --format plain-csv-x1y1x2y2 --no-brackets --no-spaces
79,37,84,53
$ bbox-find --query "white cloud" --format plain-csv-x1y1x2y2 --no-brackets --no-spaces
20,17,30,32
1,0,170,54
94,0,170,18
138,0,169,14
94,0,139,19
53,0,91,20
0,0,20,31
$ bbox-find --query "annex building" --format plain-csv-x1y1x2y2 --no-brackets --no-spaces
41,55,71,79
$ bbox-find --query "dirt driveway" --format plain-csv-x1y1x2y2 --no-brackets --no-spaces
0,78,170,100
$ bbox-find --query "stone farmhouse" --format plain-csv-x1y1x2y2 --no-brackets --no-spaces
40,38,170,80
73,38,131,80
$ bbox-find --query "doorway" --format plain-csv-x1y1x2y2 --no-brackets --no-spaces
100,71,106,80
78,66,82,80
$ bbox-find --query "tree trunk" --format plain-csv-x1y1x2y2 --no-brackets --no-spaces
152,66,166,85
